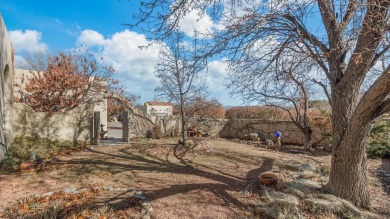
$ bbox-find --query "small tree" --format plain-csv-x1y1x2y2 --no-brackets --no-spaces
186,97,225,119
15,52,116,113
184,97,225,132
154,32,208,145
15,51,49,71
107,93,140,117
229,51,317,149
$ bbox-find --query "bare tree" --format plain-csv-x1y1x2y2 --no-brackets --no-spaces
15,51,49,71
185,97,225,132
132,0,390,206
108,92,140,117
154,32,208,145
229,51,317,150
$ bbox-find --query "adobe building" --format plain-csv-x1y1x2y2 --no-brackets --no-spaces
0,13,14,162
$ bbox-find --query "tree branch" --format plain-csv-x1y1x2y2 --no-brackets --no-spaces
282,14,329,55
317,0,337,38
370,45,390,68
355,65,390,122
375,98,390,118
343,0,390,85
339,0,357,31
312,78,332,106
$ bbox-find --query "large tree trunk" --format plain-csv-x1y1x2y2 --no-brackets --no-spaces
328,87,372,207
303,127,312,150
329,120,372,207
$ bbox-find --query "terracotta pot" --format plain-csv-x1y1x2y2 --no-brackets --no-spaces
20,160,45,173
259,172,278,185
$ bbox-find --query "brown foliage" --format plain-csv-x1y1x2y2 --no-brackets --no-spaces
225,106,290,120
107,93,140,116
15,52,115,113
186,98,225,119
308,109,332,136
225,106,332,132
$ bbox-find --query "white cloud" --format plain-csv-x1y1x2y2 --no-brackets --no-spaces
77,29,105,46
205,60,240,105
76,29,163,102
76,29,241,105
9,30,48,53
177,9,224,37
14,55,28,69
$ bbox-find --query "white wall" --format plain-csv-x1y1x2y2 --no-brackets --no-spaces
147,105,172,116
0,13,14,162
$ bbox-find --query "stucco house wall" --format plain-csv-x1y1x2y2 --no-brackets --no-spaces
13,103,93,142
13,68,108,137
0,13,14,162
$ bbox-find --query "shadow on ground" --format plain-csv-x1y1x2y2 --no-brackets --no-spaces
49,141,274,211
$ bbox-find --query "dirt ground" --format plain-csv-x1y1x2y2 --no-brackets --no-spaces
0,138,389,218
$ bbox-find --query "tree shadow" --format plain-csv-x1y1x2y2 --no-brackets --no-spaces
48,142,275,212
378,157,390,195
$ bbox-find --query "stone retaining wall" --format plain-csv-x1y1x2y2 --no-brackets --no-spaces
129,113,330,145
127,108,181,138
218,119,330,145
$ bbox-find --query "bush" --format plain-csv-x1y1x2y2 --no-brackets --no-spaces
0,136,86,172
145,125,162,139
152,125,162,139
367,120,390,158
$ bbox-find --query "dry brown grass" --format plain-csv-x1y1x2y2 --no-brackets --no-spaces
0,138,389,218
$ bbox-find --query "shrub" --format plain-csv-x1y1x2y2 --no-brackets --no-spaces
367,120,390,158
0,136,86,172
152,125,162,139
145,125,162,139
145,130,153,138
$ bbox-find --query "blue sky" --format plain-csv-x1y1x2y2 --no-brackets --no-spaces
1,0,138,51
0,0,237,106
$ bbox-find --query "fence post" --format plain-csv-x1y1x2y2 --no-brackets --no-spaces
90,114,94,145
89,111,100,146
93,112,100,145
122,111,130,142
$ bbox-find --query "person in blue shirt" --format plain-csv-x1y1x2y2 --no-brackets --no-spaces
274,131,282,146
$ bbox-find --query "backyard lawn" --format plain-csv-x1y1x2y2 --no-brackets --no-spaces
0,138,389,218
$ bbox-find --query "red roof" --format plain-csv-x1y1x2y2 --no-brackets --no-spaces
146,101,173,106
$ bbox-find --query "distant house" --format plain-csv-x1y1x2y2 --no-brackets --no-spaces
136,101,173,116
